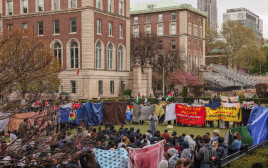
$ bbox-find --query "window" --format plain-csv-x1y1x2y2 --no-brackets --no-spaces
107,43,113,70
194,41,197,51
109,22,113,36
188,13,191,22
37,0,44,12
188,54,192,72
200,42,203,52
158,25,163,36
158,41,163,50
54,20,60,34
70,41,79,69
22,0,28,13
71,81,76,93
7,1,13,15
171,40,176,49
199,27,202,38
118,45,123,70
171,13,176,20
96,42,102,69
8,25,13,30
53,0,60,10
119,1,123,15
96,0,101,9
98,80,103,94
134,17,138,24
133,27,139,37
145,26,151,35
110,81,114,94
97,19,101,34
158,14,163,22
199,55,202,66
119,25,123,38
22,23,28,29
70,0,76,8
108,0,113,12
54,42,62,64
70,18,76,33
171,24,176,35
38,22,43,35
188,23,191,35
146,15,150,23
188,40,191,50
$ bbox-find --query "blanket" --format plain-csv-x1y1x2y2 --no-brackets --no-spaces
155,105,165,118
8,113,29,132
94,148,128,168
165,103,177,121
133,104,141,122
139,105,155,121
103,102,127,125
27,110,48,130
128,140,165,168
0,112,10,132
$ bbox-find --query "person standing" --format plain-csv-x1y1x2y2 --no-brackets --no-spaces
149,111,158,136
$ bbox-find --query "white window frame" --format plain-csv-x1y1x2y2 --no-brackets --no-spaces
118,45,124,70
38,21,43,36
107,43,113,70
70,18,77,33
119,25,123,38
109,22,113,36
145,25,151,35
110,81,114,94
188,40,191,50
96,41,102,69
133,26,139,37
170,23,176,35
53,42,62,64
158,14,163,22
54,20,60,34
7,1,13,15
119,1,124,15
97,19,101,34
52,0,60,10
146,15,150,23
200,42,203,52
21,0,28,14
134,16,138,24
188,23,192,35
108,0,113,13
157,24,163,36
69,0,77,8
171,40,176,50
36,0,44,12
70,41,79,69
22,23,28,29
71,81,76,94
171,13,176,20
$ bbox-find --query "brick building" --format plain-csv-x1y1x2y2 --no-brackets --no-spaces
130,1,207,75
1,0,153,99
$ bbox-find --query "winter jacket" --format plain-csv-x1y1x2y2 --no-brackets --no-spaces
196,144,217,167
216,142,228,159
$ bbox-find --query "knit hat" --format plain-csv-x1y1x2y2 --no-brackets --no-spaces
167,148,178,156
158,160,168,168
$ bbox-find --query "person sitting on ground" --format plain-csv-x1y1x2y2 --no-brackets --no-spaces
158,160,169,168
229,131,242,154
118,138,127,148
167,148,179,168
141,134,151,146
190,134,194,140
195,134,217,168
174,159,183,168
212,130,220,142
184,135,196,151
215,137,228,159
134,135,141,147
91,128,97,139
183,158,192,168
145,130,152,141
65,132,72,142
162,130,170,141
179,141,193,160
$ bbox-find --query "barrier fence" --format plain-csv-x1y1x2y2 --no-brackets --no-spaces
210,139,268,168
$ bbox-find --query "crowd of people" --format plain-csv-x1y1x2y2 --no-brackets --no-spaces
1,118,264,168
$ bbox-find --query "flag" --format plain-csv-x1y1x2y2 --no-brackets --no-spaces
166,91,173,101
135,93,141,103
247,90,252,99
77,69,80,76
220,94,222,101
237,93,240,102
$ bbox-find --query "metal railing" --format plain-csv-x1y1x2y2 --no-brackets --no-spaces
211,140,268,168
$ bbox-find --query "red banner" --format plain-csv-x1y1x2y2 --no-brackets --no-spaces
175,104,206,126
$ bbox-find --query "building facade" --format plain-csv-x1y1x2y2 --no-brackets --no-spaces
223,8,263,39
130,1,207,75
197,0,217,29
2,0,153,99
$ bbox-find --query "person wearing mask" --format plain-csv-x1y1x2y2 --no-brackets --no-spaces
149,111,158,136
229,131,242,154
167,148,179,168
214,137,228,159
195,134,217,168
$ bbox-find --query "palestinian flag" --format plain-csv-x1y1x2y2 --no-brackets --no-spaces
237,93,240,102
248,90,252,99
166,91,173,101
135,93,141,104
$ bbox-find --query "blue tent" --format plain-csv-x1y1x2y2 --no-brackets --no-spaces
248,106,268,145
60,107,70,123
248,105,266,125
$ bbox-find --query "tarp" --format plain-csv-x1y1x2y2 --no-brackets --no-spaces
128,140,165,168
133,104,141,122
155,105,165,118
8,113,28,132
165,103,177,121
205,101,221,109
175,104,206,126
247,106,265,125
222,103,240,108
27,110,48,130
139,105,155,121
0,112,10,132
76,102,104,126
103,102,127,125
231,125,253,147
206,107,242,122
60,108,70,123
248,106,268,145
94,148,128,168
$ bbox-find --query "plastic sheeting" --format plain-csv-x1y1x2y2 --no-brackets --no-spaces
76,102,103,126
205,101,221,109
155,105,165,118
231,125,253,147
0,112,10,132
248,106,268,146
165,103,177,121
139,105,155,121
132,104,141,122
248,106,266,125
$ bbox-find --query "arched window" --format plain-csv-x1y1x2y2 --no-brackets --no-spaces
70,41,78,69
107,43,113,70
54,42,62,64
96,42,102,69
118,45,124,70
188,54,192,72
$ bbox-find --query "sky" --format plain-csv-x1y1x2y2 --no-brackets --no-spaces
131,0,268,39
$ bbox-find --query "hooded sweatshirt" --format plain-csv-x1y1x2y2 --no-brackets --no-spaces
217,142,228,159
196,144,217,167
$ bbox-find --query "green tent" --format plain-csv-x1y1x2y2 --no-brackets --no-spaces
230,125,254,147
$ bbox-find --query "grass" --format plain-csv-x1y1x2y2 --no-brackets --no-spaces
230,146,268,168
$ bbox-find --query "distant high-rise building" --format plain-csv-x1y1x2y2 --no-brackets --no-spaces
223,8,263,39
198,0,218,29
